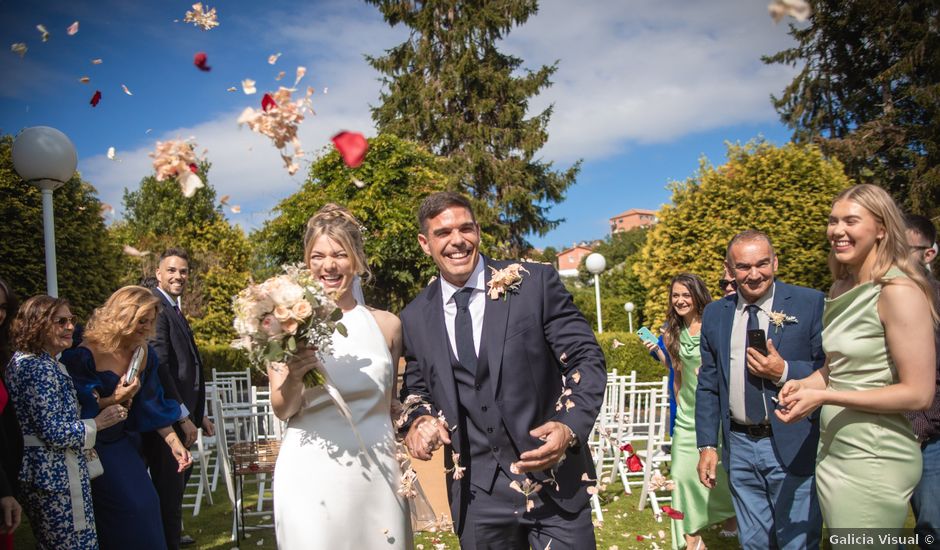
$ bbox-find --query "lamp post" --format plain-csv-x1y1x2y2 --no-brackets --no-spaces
624,301,635,333
585,252,607,333
12,127,78,297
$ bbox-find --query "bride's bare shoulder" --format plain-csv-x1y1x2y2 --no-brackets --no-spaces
366,307,402,331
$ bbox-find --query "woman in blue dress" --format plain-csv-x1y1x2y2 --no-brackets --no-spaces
62,286,192,549
7,295,127,549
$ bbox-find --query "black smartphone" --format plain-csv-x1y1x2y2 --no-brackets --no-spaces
747,329,768,356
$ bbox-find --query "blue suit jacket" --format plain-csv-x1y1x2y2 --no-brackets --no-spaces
399,257,607,531
695,281,825,476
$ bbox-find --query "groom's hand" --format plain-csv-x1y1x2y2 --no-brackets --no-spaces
514,421,572,473
405,415,451,461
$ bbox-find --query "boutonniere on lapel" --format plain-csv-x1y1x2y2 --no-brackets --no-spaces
766,310,798,333
487,263,529,300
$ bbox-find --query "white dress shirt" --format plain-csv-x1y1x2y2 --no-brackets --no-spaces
439,256,486,360
728,283,789,424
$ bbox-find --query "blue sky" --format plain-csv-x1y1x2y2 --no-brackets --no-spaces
1,0,802,250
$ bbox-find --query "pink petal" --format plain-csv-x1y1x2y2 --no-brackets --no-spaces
91,58,102,65
331,131,368,168
67,21,79,36
268,52,281,65
121,84,133,96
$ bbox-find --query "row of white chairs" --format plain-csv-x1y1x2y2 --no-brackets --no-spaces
588,370,673,522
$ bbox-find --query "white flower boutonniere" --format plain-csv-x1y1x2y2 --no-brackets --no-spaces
486,263,529,300
767,310,798,332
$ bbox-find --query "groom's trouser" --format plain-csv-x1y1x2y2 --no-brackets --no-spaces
457,468,595,550
727,431,821,550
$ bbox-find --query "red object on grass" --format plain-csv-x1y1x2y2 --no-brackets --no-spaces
193,52,211,71
261,93,276,111
331,131,368,168
90,90,102,107
619,443,644,472
662,506,685,520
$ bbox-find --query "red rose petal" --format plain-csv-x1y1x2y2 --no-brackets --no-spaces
626,454,643,472
90,90,101,107
261,93,276,112
637,535,645,541
189,163,198,173
331,131,369,168
662,506,685,520
193,52,211,72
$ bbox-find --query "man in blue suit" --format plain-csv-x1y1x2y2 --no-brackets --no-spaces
400,192,607,549
695,230,824,549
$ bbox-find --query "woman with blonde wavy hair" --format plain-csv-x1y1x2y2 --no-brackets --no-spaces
61,286,192,550
270,203,414,549
777,184,937,534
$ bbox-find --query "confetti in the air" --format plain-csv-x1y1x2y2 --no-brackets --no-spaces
179,170,204,198
79,76,90,83
90,90,102,107
121,84,133,96
226,86,237,92
229,205,241,214
242,79,257,95
67,21,79,36
268,52,281,65
107,147,116,160
11,43,27,58
275,71,285,81
331,131,369,168
237,86,314,175
91,58,103,64
145,129,153,134
36,24,50,42
293,66,307,88
352,177,366,189
123,245,150,257
261,93,276,112
150,139,205,197
323,87,328,94
183,3,220,31
100,203,114,217
220,194,230,205
768,0,811,23
193,52,211,71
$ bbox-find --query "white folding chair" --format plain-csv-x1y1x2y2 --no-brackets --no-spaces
181,428,214,516
636,377,673,516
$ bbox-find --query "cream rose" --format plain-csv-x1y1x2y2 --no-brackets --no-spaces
291,300,313,320
273,305,293,322
281,318,299,335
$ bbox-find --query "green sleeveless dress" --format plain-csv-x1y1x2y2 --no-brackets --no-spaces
817,269,921,534
670,327,736,549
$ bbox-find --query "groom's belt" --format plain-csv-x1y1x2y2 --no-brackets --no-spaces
730,421,773,438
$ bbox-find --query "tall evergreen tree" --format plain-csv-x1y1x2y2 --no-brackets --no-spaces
366,0,580,256
764,0,940,217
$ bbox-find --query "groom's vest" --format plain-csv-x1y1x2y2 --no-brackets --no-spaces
448,345,517,491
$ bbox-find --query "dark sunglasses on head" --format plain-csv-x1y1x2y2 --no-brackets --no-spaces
718,279,737,289
54,315,75,327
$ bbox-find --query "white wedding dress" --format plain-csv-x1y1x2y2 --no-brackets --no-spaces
273,305,412,549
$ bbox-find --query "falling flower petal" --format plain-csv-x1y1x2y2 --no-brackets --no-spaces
658,530,666,540
179,171,204,197
261,93,276,111
220,194,230,205
100,203,114,217
323,87,328,94
612,338,625,349
67,21,79,36
239,87,313,175
90,90,102,107
331,131,368,168
293,66,306,87
91,58,102,64
189,163,198,173
107,147,116,160
79,76,90,83
227,86,237,92
123,245,150,257
661,506,684,520
145,129,153,134
242,79,256,95
11,43,27,58
275,70,285,81
193,52,211,71
268,52,281,64
230,205,241,214
768,0,811,23
37,24,50,42
183,2,219,31
571,371,581,384
121,84,133,96
352,177,366,188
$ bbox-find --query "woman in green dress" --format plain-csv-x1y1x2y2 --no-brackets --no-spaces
647,274,736,549
777,184,937,536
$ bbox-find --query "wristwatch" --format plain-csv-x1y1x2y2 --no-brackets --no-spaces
697,445,717,453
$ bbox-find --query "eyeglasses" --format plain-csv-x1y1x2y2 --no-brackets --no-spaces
53,315,75,327
718,279,737,290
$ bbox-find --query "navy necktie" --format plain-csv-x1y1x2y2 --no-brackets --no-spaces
453,288,477,374
744,304,767,424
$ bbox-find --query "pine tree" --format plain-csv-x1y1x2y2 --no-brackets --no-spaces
763,0,940,218
366,0,580,256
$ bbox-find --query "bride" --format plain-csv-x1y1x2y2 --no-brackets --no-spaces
269,204,412,549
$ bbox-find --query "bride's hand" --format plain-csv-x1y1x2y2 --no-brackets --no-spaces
285,347,321,382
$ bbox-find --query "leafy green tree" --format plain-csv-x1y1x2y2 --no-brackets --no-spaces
253,134,449,313
0,135,122,319
635,141,851,325
366,0,580,256
764,0,940,217
111,161,252,345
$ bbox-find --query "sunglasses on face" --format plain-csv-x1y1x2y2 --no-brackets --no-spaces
53,315,75,327
718,279,737,290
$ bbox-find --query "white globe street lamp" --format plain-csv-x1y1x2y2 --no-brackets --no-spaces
585,253,607,333
624,301,635,333
12,127,78,297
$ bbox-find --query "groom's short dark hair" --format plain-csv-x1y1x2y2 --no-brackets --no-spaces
418,192,476,234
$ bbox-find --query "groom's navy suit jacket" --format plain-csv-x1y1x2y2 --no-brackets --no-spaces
400,257,606,532
695,281,825,477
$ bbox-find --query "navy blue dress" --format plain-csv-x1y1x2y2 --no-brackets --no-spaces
61,346,181,550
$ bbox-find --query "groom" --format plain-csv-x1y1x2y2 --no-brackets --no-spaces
400,192,606,549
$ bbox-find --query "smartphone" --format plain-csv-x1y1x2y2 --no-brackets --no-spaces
747,329,768,356
636,327,659,346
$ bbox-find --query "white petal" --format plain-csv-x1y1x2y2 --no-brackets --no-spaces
179,171,204,197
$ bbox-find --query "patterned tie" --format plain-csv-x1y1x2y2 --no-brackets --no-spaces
453,288,477,374
744,304,767,424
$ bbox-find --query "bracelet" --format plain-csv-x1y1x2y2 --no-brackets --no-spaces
697,445,717,453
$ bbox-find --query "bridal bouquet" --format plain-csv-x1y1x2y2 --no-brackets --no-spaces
231,264,346,386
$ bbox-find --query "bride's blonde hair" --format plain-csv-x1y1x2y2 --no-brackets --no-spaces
303,204,371,284
84,286,160,352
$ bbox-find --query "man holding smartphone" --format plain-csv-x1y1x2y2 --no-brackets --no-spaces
695,230,825,550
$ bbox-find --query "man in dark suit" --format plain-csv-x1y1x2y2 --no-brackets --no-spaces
146,248,211,549
399,192,606,549
695,230,824,549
